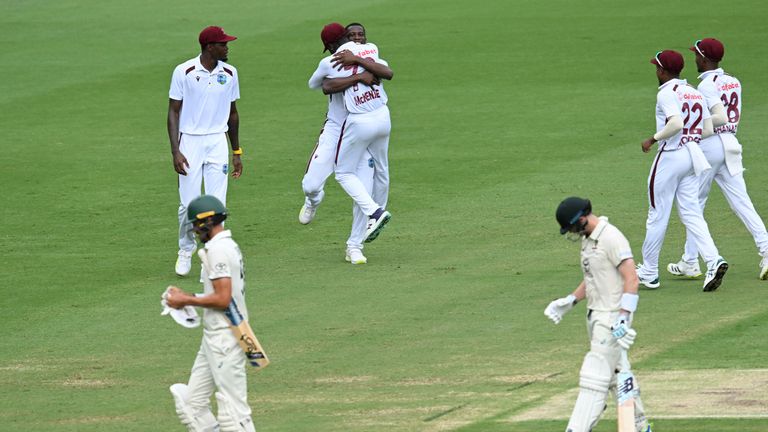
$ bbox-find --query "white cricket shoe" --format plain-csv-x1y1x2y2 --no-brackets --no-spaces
345,248,367,265
760,257,768,280
364,209,391,243
666,260,702,278
299,204,317,225
636,264,660,289
703,258,728,292
175,249,194,277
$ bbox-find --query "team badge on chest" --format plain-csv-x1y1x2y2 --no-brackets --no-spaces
217,73,228,85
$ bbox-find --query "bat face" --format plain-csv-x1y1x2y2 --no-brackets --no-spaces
617,369,636,432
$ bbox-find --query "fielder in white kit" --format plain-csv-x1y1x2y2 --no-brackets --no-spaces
165,195,255,432
546,197,652,432
635,50,728,292
320,27,394,243
168,26,243,277
666,38,768,281
302,23,387,264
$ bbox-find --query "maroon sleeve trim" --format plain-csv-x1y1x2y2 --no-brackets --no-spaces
223,67,233,76
185,66,195,75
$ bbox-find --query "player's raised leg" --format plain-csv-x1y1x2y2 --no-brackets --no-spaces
346,152,374,264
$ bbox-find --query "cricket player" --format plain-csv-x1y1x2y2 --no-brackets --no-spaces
165,195,255,432
635,50,728,292
301,23,386,264
314,23,395,244
168,26,243,277
666,38,768,281
546,197,651,432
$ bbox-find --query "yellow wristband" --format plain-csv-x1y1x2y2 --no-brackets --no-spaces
232,148,243,155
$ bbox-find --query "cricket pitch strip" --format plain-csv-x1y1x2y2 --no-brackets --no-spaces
508,368,768,422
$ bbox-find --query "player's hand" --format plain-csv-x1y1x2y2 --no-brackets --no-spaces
331,50,358,70
357,71,380,87
231,155,243,179
544,294,577,324
173,151,190,176
641,137,656,153
166,286,188,309
611,315,637,350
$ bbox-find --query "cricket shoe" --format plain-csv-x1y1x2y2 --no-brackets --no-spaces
760,257,768,280
666,260,702,278
703,257,728,292
345,248,367,265
175,249,194,277
364,208,391,243
635,264,660,289
299,204,317,225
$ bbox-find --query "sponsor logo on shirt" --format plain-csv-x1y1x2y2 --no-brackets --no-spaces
720,82,740,92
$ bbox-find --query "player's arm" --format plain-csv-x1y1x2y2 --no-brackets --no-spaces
227,101,242,178
167,98,189,175
642,115,683,153
612,258,638,349
708,102,727,127
544,280,585,324
332,50,393,80
166,277,232,310
321,72,378,95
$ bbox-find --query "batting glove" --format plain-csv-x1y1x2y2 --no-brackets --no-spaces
544,294,577,324
611,315,637,350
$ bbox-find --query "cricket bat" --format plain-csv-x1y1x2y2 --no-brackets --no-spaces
198,249,270,371
616,350,636,432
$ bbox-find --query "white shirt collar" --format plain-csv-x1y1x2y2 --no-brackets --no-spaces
587,216,609,241
205,229,232,248
659,78,686,91
195,56,224,74
698,67,724,80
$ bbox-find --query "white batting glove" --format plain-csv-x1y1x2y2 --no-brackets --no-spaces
611,315,637,350
544,294,577,324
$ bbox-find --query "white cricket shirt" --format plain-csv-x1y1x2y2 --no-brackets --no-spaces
308,56,348,130
580,217,634,312
169,56,240,135
697,68,741,136
321,42,389,114
655,79,711,151
200,230,248,330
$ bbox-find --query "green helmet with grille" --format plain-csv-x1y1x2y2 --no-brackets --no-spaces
187,195,228,224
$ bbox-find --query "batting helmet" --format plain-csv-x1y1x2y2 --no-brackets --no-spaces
556,197,591,234
187,195,228,224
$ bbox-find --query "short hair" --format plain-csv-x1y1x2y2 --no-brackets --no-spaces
345,22,365,31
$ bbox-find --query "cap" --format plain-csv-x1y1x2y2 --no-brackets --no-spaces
199,26,237,46
321,23,346,52
650,50,684,74
556,197,592,235
690,38,724,62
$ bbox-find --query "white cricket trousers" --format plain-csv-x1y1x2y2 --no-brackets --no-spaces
334,105,391,217
178,133,229,253
682,134,768,263
302,126,374,250
641,147,720,277
187,328,251,423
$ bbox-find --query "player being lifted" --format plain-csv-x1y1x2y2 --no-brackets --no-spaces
546,197,652,432
635,50,728,292
667,38,768,281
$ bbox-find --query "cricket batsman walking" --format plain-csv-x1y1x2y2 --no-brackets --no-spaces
165,195,256,432
546,197,652,432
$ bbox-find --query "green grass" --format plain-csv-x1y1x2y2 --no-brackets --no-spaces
2,0,768,430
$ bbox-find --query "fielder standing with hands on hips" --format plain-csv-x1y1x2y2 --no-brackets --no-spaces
168,26,243,277
165,195,256,432
545,197,652,432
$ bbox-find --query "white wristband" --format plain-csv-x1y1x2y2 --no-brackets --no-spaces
620,293,639,313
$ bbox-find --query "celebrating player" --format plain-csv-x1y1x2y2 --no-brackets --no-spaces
320,25,394,245
301,23,383,264
635,50,728,292
666,38,768,281
546,197,651,432
165,195,256,432
167,26,243,277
